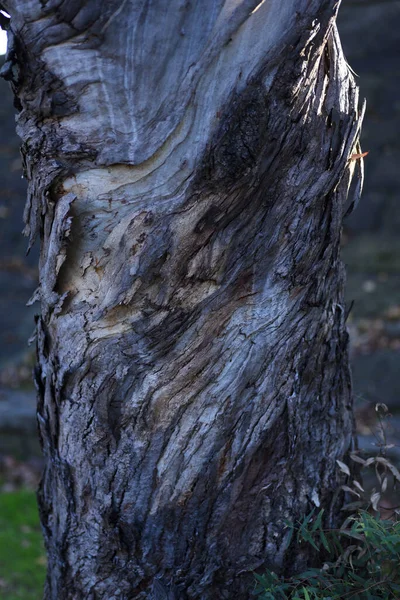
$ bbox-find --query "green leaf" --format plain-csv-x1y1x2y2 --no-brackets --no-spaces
312,509,324,532
319,529,331,552
301,528,320,551
302,587,311,600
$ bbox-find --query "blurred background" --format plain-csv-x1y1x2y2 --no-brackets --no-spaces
0,1,399,597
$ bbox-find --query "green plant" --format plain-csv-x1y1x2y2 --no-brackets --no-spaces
254,404,400,600
0,489,46,600
254,510,400,599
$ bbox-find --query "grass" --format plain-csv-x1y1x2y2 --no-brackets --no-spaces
0,489,46,600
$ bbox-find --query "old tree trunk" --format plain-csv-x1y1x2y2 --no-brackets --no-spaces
2,0,364,598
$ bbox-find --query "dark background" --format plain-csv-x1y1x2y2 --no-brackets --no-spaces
0,0,399,460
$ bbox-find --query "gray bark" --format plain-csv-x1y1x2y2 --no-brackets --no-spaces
2,1,363,598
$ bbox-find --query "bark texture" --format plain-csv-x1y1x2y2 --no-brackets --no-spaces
2,1,364,598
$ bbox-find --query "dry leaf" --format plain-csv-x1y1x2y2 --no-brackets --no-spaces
370,491,381,512
336,459,350,476
349,151,369,161
350,454,366,465
385,461,400,482
353,480,364,493
342,485,360,498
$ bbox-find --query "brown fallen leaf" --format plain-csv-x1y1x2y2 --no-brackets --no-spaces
349,151,369,161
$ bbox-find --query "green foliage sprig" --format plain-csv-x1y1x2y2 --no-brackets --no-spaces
254,404,400,600
254,510,400,599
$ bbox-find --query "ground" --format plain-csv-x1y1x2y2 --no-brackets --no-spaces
0,484,45,599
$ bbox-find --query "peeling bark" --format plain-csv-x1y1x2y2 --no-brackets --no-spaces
2,1,364,598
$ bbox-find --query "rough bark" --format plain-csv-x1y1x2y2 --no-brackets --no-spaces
2,1,364,598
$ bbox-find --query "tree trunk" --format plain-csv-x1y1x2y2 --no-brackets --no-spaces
2,1,363,598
